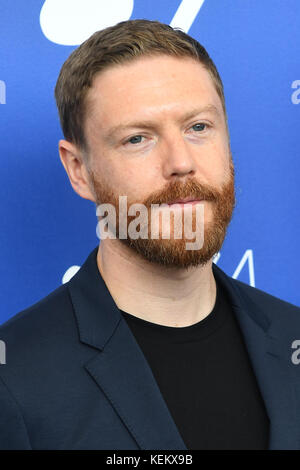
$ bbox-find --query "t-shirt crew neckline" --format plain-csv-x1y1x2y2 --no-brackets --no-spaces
119,277,230,342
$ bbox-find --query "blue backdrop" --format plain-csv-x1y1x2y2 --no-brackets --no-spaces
1,0,299,325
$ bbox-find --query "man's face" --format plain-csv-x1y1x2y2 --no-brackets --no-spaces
84,54,235,268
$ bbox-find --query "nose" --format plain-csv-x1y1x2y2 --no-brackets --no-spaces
160,129,197,180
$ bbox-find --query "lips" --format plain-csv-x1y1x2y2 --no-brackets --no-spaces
167,198,203,205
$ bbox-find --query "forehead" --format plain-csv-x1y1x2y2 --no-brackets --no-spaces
85,55,223,133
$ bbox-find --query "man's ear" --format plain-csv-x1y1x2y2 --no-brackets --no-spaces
58,139,95,202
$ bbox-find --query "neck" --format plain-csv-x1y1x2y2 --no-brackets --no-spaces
96,239,217,328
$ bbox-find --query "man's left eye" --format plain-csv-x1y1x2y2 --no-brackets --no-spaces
127,135,144,144
191,123,207,132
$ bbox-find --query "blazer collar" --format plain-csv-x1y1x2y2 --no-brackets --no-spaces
68,246,300,450
67,246,270,350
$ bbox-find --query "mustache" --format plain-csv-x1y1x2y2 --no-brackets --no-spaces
143,178,218,207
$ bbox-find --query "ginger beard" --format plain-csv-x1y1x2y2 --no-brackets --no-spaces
90,158,235,269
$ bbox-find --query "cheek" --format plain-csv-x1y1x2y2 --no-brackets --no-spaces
201,142,230,183
110,166,149,200
114,155,159,193
90,150,155,201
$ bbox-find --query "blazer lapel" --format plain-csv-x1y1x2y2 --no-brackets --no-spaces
84,318,187,450
68,247,187,450
213,264,300,450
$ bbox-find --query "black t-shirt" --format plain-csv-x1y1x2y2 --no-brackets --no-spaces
119,277,270,450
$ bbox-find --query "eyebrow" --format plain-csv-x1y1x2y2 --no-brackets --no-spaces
103,104,221,142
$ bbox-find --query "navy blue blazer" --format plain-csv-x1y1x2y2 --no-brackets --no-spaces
0,246,300,450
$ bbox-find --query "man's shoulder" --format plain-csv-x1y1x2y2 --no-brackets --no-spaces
233,276,299,309
0,282,76,358
1,282,70,330
229,275,300,326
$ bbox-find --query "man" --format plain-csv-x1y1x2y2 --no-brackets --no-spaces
0,19,299,450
